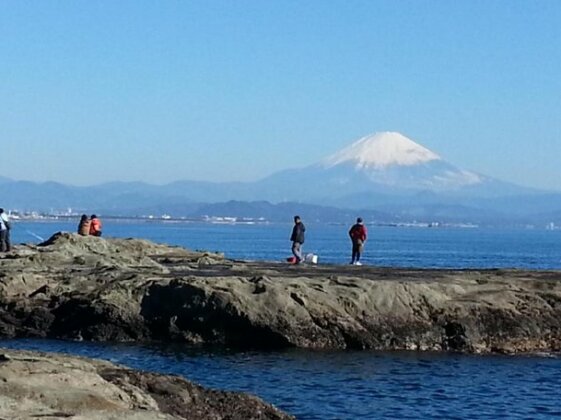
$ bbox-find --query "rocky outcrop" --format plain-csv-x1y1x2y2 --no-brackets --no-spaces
1,232,561,353
0,348,292,419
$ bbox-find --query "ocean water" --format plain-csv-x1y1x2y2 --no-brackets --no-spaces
10,219,561,269
0,339,560,419
4,221,561,418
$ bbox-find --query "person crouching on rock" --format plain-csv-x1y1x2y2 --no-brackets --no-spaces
77,214,91,236
89,214,102,237
290,215,305,264
349,217,367,266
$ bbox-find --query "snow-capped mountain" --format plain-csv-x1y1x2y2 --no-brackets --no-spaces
254,131,513,203
0,131,547,223
315,132,484,191
323,132,441,169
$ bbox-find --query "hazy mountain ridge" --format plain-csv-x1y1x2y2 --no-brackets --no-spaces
1,177,559,226
1,132,560,226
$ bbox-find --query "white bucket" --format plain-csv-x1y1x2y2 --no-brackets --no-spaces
305,253,319,264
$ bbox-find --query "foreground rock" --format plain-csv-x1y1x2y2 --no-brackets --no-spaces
0,348,291,420
1,232,561,354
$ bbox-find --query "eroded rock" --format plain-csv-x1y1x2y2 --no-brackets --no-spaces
0,232,560,353
0,348,292,419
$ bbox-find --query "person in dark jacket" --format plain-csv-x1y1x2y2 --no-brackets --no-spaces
290,215,306,264
77,214,91,236
349,217,367,265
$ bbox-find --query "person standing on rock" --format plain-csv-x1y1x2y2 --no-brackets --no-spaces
290,215,306,264
349,217,367,265
77,214,91,236
89,214,102,237
0,209,11,252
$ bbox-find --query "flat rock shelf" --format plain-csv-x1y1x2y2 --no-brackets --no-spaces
1,232,560,354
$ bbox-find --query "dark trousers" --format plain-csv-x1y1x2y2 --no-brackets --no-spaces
0,230,10,252
351,241,363,263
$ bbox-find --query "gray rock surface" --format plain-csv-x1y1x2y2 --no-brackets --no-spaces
0,348,292,419
1,232,561,353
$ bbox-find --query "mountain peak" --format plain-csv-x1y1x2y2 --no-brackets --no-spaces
323,132,441,169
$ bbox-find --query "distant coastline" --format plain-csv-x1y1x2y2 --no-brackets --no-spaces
7,212,487,229
11,212,561,230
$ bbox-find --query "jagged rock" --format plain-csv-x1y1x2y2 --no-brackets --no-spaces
0,232,560,353
0,348,292,419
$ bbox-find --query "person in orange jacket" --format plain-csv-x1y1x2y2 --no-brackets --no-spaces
89,214,102,237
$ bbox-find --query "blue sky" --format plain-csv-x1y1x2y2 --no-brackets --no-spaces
1,1,560,189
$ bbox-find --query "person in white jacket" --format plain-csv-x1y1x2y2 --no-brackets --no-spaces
0,208,11,252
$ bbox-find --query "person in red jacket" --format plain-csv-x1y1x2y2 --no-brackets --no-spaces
89,214,102,237
349,217,367,265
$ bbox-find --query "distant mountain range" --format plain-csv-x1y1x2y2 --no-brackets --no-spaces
1,132,560,226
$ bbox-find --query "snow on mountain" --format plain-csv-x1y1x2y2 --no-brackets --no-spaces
323,132,441,169
317,131,484,190
251,131,501,206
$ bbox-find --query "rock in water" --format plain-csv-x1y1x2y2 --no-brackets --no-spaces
0,348,293,419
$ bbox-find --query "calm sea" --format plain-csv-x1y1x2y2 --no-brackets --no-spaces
10,219,561,269
1,339,560,419
3,220,561,419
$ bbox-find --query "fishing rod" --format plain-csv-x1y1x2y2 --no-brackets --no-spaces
26,230,45,241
